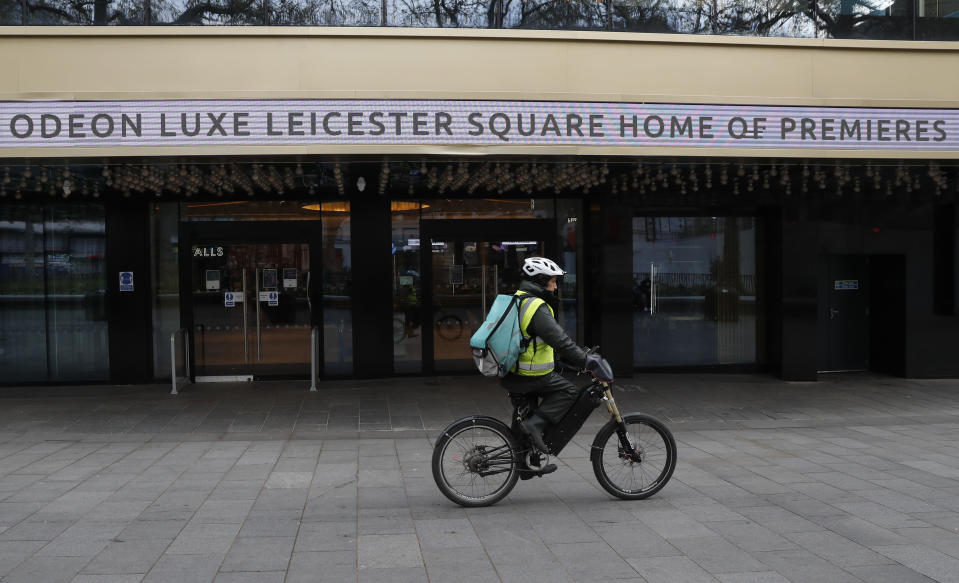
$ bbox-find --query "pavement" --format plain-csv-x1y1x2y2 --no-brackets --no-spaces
1,372,959,582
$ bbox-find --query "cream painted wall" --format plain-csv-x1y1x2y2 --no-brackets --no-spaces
1,27,958,158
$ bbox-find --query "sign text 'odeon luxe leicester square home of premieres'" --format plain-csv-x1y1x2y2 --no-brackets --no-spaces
2,99,958,152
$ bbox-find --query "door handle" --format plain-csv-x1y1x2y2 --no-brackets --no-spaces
242,268,249,364
828,308,839,320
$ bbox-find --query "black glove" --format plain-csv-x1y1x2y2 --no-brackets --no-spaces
584,352,614,382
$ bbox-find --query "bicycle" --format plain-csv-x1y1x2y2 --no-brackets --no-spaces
431,357,677,507
434,313,464,341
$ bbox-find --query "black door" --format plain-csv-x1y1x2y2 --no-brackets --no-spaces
180,222,322,380
869,255,906,376
817,255,869,372
420,219,555,373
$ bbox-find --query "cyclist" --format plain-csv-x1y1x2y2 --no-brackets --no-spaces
505,257,605,463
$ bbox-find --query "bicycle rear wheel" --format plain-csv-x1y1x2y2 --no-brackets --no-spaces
432,416,519,507
591,414,676,500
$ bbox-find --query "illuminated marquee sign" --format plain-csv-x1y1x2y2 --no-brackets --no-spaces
1,99,958,151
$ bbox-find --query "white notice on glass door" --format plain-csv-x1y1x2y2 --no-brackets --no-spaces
283,268,298,288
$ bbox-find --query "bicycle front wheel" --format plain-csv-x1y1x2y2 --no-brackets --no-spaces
432,417,519,507
591,414,676,500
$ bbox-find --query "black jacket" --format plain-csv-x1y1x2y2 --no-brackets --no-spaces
516,280,587,369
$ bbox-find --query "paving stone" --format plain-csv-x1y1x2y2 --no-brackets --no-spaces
208,480,264,501
358,506,414,535
0,540,47,576
627,556,716,583
844,564,937,583
116,520,188,542
735,506,822,534
213,572,285,583
71,575,145,583
634,508,717,540
592,522,680,558
873,544,959,583
81,539,168,575
191,500,255,524
166,523,241,555
715,572,791,583
37,522,125,558
783,530,890,567
670,535,769,574
750,549,862,583
264,472,312,490
357,566,429,583
812,515,908,547
704,520,795,553
2,555,89,583
485,542,572,583
414,518,481,549
220,536,294,572
549,541,640,581
301,494,356,522
523,509,601,544
236,517,300,538
466,508,543,547
286,551,354,583
422,546,500,583
357,533,422,569
141,553,224,583
293,521,355,552
0,519,74,541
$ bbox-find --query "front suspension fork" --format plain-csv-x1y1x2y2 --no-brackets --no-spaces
601,382,642,463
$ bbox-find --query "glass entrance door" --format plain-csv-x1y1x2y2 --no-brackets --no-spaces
429,239,544,372
191,242,311,378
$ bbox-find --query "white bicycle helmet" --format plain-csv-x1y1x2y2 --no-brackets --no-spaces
522,257,566,278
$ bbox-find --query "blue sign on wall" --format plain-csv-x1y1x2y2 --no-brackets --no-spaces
119,271,134,292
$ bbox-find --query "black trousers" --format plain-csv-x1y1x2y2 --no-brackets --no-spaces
501,371,581,424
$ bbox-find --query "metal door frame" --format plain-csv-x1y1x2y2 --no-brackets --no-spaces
419,219,555,374
178,220,323,380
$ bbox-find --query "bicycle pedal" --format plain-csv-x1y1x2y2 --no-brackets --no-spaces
519,463,557,480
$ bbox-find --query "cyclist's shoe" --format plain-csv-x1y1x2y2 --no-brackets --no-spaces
520,414,550,454
519,463,557,480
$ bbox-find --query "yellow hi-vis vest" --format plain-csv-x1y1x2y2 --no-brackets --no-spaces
514,291,554,376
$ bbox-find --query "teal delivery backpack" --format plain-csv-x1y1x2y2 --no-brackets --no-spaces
469,294,531,378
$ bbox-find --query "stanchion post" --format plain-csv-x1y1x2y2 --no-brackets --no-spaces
171,328,191,396
310,326,318,392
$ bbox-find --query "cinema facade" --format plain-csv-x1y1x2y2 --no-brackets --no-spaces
1,26,958,385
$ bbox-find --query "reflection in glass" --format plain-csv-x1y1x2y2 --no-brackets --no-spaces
323,205,353,375
0,203,110,382
0,205,49,382
26,0,147,24
555,199,581,341
392,207,422,373
633,217,757,367
152,203,180,379
44,205,109,380
431,239,543,372
0,0,23,25
181,201,321,222
8,0,959,40
422,198,554,220
506,0,608,31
